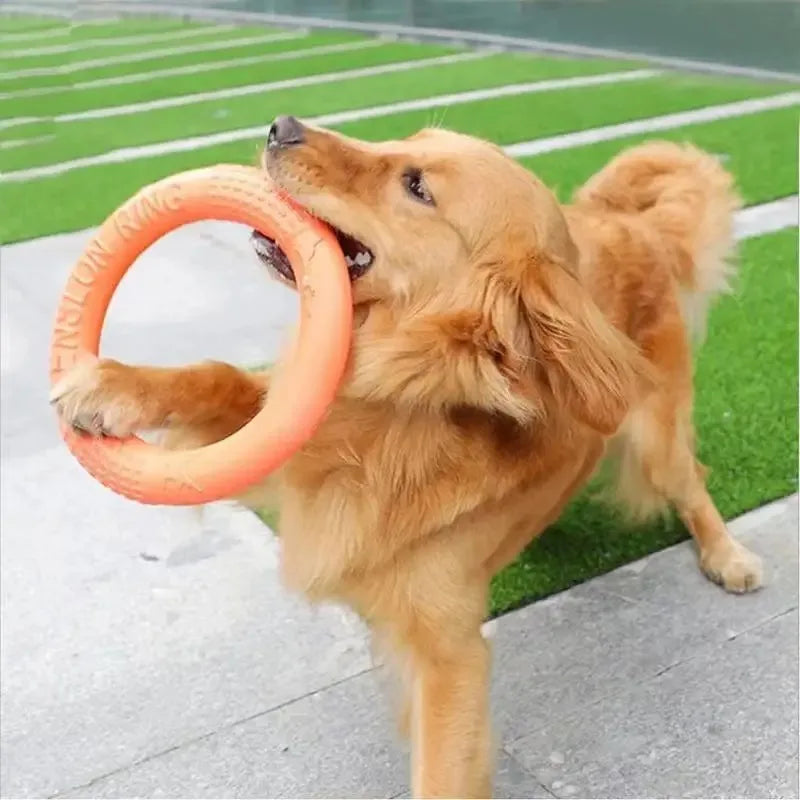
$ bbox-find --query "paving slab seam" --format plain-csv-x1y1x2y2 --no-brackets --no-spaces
487,495,800,745
720,604,799,644
47,664,378,799
42,494,797,798
583,530,796,612
502,598,799,755
499,746,558,799
503,597,798,744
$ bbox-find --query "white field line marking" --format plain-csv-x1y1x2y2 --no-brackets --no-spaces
0,18,118,43
0,30,308,79
4,79,793,184
505,93,800,157
0,134,55,150
304,68,659,125
0,116,38,129
0,67,657,181
2,24,235,57
25,50,490,123
0,38,387,99
734,195,798,240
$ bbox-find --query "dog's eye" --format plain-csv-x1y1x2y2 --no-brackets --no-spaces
402,169,434,206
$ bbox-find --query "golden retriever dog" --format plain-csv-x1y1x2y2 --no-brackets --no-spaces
51,116,763,798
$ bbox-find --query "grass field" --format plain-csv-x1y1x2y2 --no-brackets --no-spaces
2,13,797,615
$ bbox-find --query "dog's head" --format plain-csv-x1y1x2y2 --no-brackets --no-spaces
253,116,645,434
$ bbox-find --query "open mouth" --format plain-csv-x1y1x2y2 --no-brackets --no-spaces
250,225,374,284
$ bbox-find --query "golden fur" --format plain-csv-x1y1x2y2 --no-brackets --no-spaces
51,123,763,798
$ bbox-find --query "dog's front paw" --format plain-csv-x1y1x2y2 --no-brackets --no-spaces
700,540,763,593
50,358,149,437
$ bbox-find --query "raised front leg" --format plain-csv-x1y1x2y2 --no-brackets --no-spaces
50,357,267,439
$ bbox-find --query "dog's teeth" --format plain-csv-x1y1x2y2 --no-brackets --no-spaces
252,239,270,257
345,255,356,267
355,251,371,267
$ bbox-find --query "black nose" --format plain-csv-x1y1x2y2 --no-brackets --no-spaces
267,115,305,149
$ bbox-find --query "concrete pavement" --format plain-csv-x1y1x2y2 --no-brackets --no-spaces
1,208,797,799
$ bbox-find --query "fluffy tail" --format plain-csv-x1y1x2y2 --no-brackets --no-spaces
574,140,742,340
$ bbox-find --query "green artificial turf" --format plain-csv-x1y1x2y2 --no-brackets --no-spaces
0,15,65,32
524,105,800,205
1,93,794,244
0,36,439,118
0,24,284,71
0,16,206,36
334,74,783,144
59,19,211,37
4,72,780,174
0,32,309,92
0,25,295,92
255,230,798,614
1,20,795,616
1,50,646,169
0,32,366,113
58,19,209,37
490,229,798,614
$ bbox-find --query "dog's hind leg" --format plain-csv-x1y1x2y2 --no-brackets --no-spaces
613,382,763,593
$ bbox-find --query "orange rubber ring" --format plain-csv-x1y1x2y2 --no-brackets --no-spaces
49,164,352,506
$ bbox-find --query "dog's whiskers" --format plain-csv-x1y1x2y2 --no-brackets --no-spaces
426,106,451,130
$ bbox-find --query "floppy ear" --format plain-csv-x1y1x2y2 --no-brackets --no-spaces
433,259,647,434
519,258,646,435
344,299,545,422
343,223,646,431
